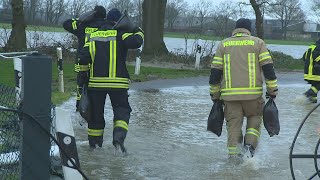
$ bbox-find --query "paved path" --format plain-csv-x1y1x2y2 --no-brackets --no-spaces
130,71,305,90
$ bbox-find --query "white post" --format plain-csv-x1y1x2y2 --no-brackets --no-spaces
195,39,202,70
134,49,142,75
13,57,22,103
55,107,83,180
57,47,64,93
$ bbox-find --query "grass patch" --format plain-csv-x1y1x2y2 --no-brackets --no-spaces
0,59,15,87
0,23,65,32
271,51,304,70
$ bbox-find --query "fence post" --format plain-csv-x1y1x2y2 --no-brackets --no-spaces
134,49,142,75
19,53,52,180
195,39,202,70
13,58,22,103
55,107,83,179
57,47,64,93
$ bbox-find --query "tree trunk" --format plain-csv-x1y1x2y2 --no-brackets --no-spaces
5,0,27,52
142,0,168,56
250,0,264,40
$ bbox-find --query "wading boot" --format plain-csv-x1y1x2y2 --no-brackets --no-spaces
243,144,255,159
304,89,317,103
88,136,103,149
227,154,243,165
113,141,127,156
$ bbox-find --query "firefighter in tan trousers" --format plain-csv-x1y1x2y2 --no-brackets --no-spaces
209,18,278,159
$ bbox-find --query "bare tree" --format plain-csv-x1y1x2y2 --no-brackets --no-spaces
142,0,168,55
5,0,27,51
185,7,196,28
309,0,320,23
249,0,265,39
212,1,239,38
108,0,134,15
24,0,40,23
53,0,66,24
68,0,87,17
267,0,305,39
132,0,143,26
194,0,212,33
165,0,187,30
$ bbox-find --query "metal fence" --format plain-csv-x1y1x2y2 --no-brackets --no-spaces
0,84,20,179
0,83,64,179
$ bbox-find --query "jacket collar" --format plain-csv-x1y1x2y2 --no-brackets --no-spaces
232,28,251,36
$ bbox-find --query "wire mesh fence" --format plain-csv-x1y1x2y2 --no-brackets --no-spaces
0,83,63,179
0,84,20,179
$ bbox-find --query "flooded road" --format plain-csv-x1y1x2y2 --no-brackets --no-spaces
59,71,320,180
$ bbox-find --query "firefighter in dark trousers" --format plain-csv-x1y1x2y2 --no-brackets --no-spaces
62,5,106,111
209,18,278,159
303,38,320,103
78,8,144,152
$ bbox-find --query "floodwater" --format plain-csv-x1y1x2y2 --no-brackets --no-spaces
0,29,309,59
59,72,320,180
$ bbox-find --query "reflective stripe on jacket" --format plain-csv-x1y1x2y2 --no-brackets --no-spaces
79,22,144,90
303,44,320,81
211,28,276,101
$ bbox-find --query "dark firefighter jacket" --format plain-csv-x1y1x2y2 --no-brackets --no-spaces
78,21,144,90
63,18,106,72
303,39,320,81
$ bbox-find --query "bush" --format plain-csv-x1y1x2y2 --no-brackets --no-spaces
271,51,303,70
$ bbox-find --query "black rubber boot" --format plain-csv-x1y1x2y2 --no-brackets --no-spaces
304,89,317,103
243,144,255,158
88,136,103,149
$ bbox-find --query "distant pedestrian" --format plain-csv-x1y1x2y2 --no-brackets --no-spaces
209,18,278,160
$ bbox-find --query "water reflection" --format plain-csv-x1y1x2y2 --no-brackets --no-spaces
59,74,320,180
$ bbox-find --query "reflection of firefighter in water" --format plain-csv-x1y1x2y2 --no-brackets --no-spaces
63,6,107,111
78,8,144,152
210,18,278,159
302,38,320,103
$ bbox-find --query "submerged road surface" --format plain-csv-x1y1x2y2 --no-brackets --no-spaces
59,71,320,180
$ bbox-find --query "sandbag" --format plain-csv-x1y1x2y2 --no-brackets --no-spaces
113,11,136,32
207,100,224,137
263,98,280,137
79,85,91,122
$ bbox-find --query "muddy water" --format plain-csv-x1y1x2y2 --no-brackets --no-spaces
59,72,320,180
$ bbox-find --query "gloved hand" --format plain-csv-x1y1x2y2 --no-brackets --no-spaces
77,71,89,86
210,94,219,102
265,92,276,99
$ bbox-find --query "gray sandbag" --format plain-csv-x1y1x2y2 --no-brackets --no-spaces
113,11,136,32
79,85,91,122
207,100,224,137
263,98,280,137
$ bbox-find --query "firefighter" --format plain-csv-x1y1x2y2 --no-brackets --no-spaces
62,5,106,111
209,18,278,159
302,37,320,103
78,8,144,153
